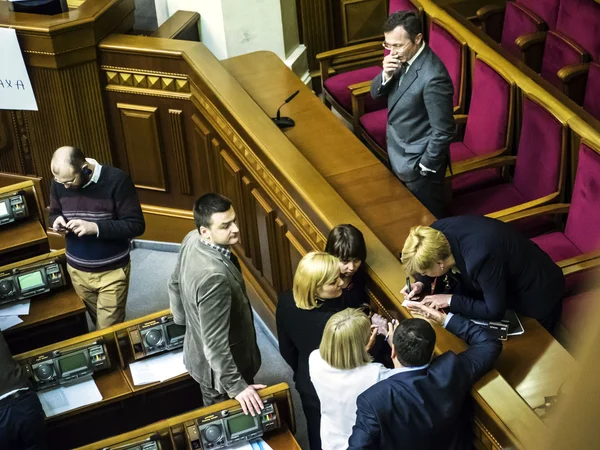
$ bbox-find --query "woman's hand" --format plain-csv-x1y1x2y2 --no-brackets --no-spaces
400,281,424,300
385,319,399,348
371,313,389,335
420,294,451,310
402,300,447,326
365,325,378,352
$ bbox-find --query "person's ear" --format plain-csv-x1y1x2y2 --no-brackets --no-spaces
415,33,423,46
391,343,397,361
199,225,210,240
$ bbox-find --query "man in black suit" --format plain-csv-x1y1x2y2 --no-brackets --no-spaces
401,215,565,332
348,302,502,449
370,11,455,218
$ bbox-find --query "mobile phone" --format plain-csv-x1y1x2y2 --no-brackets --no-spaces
405,276,411,293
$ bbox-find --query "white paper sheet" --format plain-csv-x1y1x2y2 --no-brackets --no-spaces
0,300,31,316
129,349,188,386
228,439,274,450
0,316,23,331
37,377,103,417
0,28,38,110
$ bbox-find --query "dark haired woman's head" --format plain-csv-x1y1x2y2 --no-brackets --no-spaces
325,224,367,278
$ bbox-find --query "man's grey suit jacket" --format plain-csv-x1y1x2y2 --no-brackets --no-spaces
168,230,261,398
371,44,455,182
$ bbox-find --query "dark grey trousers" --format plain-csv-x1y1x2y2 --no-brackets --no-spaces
404,172,447,219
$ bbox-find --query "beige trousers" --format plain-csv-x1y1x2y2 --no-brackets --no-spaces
67,262,131,329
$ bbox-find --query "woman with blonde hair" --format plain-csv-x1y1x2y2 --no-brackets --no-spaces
309,308,395,450
276,252,355,450
400,215,564,332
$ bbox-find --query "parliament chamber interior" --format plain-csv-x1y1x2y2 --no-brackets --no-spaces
1,0,600,448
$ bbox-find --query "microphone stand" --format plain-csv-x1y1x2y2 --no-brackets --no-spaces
272,90,300,128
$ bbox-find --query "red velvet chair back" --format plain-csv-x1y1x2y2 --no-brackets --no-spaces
517,0,560,29
463,58,511,155
429,20,465,110
540,30,586,89
583,62,600,122
564,143,600,253
556,0,600,61
501,2,545,56
513,97,564,201
389,0,416,14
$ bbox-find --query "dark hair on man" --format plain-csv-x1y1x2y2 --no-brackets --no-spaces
325,224,367,262
68,147,86,169
193,193,232,229
392,318,436,367
382,11,422,42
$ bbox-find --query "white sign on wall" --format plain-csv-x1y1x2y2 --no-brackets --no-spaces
0,27,38,111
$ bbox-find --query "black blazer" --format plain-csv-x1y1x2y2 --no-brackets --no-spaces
429,216,564,329
275,291,348,395
348,314,502,450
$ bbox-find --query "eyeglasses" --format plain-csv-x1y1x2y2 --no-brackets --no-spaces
54,175,78,187
382,41,410,51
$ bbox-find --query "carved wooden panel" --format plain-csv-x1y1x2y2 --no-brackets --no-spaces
242,176,259,265
274,218,293,292
298,0,334,71
169,109,191,195
251,188,278,290
285,230,308,279
191,114,216,193
217,148,247,254
341,0,387,45
117,103,167,192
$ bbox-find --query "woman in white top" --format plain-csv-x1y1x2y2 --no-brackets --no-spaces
309,308,394,450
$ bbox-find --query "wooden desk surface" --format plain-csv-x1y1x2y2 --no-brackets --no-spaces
221,52,434,257
221,51,575,411
6,288,86,332
0,220,47,255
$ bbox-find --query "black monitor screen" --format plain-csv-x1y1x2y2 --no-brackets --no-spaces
227,414,258,435
17,271,45,291
166,323,185,340
0,200,8,218
58,352,88,375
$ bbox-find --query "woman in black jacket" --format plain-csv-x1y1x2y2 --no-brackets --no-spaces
276,251,352,450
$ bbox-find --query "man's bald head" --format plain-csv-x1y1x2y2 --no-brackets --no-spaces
51,146,89,188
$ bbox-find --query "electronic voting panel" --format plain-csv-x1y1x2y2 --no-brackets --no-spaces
0,260,66,306
0,192,28,226
127,314,185,359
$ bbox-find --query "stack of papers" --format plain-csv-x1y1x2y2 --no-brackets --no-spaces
229,439,274,450
0,300,30,331
129,349,188,386
37,377,103,417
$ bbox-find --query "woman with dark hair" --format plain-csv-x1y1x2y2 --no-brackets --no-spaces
325,224,368,309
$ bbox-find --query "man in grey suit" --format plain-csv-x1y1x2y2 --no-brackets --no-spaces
168,193,263,415
371,11,455,218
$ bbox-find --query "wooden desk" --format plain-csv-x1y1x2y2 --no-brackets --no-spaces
0,220,49,265
4,288,88,354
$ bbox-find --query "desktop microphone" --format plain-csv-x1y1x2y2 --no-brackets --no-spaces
272,90,300,128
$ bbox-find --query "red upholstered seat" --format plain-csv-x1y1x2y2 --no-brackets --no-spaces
324,66,385,115
501,1,549,56
540,31,587,89
359,109,387,150
531,232,581,262
451,97,563,216
583,62,600,121
429,20,464,109
451,169,503,197
516,0,559,29
449,142,475,161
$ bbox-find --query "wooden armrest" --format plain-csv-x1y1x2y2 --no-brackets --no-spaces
351,85,372,98
454,114,468,126
476,4,505,21
316,41,384,62
450,155,517,178
516,31,547,51
558,63,590,83
561,251,600,276
348,80,372,91
497,203,570,223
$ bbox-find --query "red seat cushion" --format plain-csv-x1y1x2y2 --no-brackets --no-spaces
450,142,476,162
541,31,587,89
324,66,385,115
360,108,387,150
501,2,542,56
451,169,503,197
556,0,600,61
451,183,526,216
531,232,582,262
561,290,600,336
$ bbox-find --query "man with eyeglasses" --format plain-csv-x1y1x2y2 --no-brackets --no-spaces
370,11,455,218
49,146,145,329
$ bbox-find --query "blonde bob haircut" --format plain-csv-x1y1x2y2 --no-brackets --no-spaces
319,308,373,370
292,252,340,310
401,225,451,275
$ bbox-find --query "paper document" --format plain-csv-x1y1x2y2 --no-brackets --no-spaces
0,300,31,316
228,439,274,450
37,377,103,417
129,349,188,386
0,316,23,331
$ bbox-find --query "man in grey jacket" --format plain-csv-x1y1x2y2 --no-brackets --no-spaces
371,11,455,218
168,193,263,415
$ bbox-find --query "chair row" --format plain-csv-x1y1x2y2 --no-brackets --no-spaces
477,0,600,119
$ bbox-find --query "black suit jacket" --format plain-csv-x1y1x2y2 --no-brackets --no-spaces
348,315,502,450
430,216,565,327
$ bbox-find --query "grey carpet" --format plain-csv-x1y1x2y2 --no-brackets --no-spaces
91,246,310,449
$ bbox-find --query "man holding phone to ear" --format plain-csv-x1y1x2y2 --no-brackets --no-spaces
49,146,145,329
370,11,455,218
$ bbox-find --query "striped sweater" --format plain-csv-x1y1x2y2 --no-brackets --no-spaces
49,165,145,272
